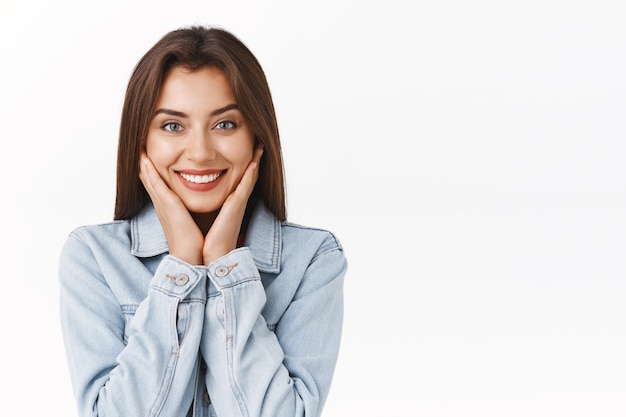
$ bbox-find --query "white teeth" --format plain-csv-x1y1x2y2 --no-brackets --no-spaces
179,171,222,184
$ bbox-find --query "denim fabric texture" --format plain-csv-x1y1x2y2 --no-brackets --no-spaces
59,202,346,417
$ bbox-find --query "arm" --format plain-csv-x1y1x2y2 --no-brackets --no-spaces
59,233,206,417
201,241,346,417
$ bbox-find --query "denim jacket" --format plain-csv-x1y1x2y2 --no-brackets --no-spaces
59,202,346,417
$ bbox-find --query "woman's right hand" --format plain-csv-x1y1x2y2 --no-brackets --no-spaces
139,152,205,265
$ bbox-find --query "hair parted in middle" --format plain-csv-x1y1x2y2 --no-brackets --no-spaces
114,26,286,222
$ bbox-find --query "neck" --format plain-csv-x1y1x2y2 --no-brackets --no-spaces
191,211,219,236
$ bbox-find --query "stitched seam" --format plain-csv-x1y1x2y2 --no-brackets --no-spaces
223,291,249,417
311,246,343,264
147,299,180,417
215,276,259,290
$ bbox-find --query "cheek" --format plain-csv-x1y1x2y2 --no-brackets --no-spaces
223,135,255,168
145,136,158,161
235,145,255,171
145,138,174,177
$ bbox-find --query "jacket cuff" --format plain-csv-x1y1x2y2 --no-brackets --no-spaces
150,255,206,298
207,247,260,289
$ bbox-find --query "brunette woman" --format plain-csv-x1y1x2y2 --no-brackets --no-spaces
59,26,346,417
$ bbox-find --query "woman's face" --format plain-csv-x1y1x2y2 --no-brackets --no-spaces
146,66,255,214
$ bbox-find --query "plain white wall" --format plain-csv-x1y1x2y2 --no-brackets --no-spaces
1,0,625,416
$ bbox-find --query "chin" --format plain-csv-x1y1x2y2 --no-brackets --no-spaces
182,199,224,215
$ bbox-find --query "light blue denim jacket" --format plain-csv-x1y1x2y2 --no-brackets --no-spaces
59,202,346,417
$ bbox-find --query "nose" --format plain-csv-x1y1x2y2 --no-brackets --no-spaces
185,128,216,163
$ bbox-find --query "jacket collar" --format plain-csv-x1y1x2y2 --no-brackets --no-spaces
130,202,282,274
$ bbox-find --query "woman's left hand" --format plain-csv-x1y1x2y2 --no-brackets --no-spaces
201,146,263,265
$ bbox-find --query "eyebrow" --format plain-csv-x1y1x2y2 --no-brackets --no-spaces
153,108,187,118
210,103,239,117
153,103,239,118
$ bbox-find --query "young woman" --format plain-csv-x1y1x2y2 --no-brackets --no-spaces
59,26,347,417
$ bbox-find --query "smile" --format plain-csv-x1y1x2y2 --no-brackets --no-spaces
179,171,224,184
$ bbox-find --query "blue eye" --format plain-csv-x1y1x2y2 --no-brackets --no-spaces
163,122,183,132
215,120,237,130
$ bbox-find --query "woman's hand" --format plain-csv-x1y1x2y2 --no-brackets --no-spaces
139,153,205,265
202,146,263,265
139,146,263,266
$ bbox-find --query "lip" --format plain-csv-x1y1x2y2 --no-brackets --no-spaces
176,169,226,192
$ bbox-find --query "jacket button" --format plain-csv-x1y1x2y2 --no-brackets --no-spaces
215,266,229,277
175,274,189,286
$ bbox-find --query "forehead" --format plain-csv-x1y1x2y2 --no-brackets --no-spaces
156,66,236,108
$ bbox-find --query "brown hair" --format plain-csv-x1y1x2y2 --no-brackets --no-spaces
114,26,286,221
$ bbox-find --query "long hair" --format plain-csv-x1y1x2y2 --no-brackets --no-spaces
114,26,286,221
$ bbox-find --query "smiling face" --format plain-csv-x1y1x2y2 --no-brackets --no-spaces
145,66,255,217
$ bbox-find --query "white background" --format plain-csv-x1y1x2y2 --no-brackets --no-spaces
1,0,625,416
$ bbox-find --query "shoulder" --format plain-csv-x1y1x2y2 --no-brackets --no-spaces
59,220,144,296
67,220,132,247
246,203,346,272
281,221,344,260
61,220,133,267
278,221,347,278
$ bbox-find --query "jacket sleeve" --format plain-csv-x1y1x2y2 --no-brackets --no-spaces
200,238,346,417
59,232,206,417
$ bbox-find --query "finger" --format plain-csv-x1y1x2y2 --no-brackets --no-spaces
139,153,178,205
138,154,157,200
139,153,159,192
231,146,264,199
253,144,264,166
